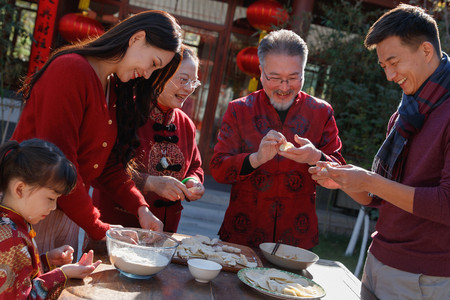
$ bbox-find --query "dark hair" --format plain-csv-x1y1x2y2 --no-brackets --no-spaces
0,139,77,195
364,4,442,57
258,29,308,67
20,10,183,168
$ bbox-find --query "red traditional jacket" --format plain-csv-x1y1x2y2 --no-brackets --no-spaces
210,90,345,249
93,105,204,232
0,206,67,299
12,54,148,240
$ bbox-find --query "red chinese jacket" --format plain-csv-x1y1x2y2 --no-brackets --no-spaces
0,206,67,299
210,90,345,249
12,54,148,240
93,105,204,232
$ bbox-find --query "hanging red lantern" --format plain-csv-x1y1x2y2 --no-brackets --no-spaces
236,47,260,78
236,47,260,91
58,13,104,43
246,0,289,32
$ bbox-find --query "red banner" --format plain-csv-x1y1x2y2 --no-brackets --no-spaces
27,0,59,76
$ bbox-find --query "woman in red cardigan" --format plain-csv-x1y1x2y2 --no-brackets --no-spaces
12,10,182,256
93,46,205,232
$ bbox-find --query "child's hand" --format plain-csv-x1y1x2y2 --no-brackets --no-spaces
60,250,102,279
47,245,74,266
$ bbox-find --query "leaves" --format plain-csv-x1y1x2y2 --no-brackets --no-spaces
308,1,401,168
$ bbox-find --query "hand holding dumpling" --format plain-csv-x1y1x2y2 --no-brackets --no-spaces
278,134,322,165
184,179,205,201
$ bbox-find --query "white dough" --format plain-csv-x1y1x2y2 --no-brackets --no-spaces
279,142,295,151
110,247,169,276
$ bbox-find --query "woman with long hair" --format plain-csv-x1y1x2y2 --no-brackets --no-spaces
12,10,183,256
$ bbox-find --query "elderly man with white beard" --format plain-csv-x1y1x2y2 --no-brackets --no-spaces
210,29,345,249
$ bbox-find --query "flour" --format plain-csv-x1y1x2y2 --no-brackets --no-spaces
110,247,169,276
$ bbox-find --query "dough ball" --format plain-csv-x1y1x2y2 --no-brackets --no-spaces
280,142,295,152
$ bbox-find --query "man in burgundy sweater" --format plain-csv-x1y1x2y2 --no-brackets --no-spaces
309,4,449,300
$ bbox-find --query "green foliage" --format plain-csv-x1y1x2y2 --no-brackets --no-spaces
308,1,401,169
0,0,31,92
409,0,449,53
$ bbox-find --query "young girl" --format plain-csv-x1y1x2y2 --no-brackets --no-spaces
93,46,205,232
12,10,183,256
0,139,101,299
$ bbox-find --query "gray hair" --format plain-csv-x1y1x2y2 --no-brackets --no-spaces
257,29,308,67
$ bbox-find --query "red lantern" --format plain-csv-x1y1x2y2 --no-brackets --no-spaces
59,13,104,43
246,0,289,32
236,47,260,78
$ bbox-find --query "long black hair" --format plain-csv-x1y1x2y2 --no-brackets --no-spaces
20,10,183,167
0,139,77,195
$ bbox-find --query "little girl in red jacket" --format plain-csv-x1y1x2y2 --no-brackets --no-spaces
0,139,100,299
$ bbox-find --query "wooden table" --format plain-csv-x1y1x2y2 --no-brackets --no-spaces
58,240,361,300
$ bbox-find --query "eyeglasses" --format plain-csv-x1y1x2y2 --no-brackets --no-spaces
261,67,303,86
171,76,201,89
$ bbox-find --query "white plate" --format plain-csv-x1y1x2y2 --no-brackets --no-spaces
237,267,326,299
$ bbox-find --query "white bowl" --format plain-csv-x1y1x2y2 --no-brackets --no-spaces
259,242,319,270
187,258,222,283
106,228,179,279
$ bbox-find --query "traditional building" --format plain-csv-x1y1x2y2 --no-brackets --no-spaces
7,0,405,172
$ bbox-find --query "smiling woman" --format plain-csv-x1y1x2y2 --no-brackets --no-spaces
93,46,206,233
11,10,183,257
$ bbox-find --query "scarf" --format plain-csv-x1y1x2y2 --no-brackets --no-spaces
373,52,450,181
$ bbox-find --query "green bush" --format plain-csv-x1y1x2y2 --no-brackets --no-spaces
308,0,401,169
307,0,448,169
0,0,33,92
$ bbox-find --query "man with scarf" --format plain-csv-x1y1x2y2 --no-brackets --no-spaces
309,4,450,300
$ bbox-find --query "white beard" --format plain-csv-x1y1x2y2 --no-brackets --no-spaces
270,97,294,111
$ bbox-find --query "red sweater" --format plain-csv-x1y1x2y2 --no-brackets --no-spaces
211,90,345,249
369,99,450,276
12,54,148,240
0,206,67,299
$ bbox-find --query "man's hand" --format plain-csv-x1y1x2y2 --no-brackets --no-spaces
309,161,371,192
278,134,322,165
250,130,286,168
308,162,342,189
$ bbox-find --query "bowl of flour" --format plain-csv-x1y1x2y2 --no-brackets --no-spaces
106,228,179,279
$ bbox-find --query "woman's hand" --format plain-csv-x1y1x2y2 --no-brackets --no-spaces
184,179,205,201
107,227,139,244
138,206,163,232
144,175,190,201
47,245,74,266
60,250,101,279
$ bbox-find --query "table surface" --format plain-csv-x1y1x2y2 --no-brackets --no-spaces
58,239,361,300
